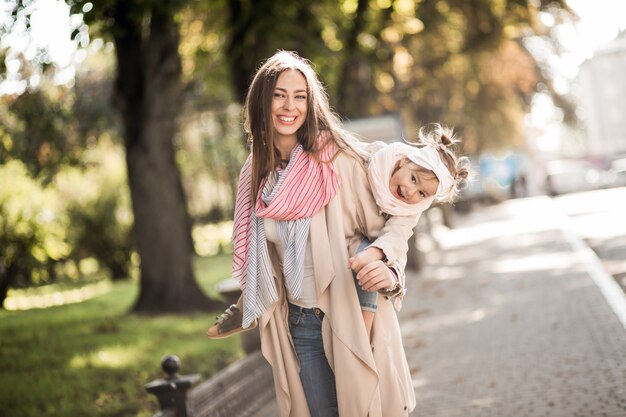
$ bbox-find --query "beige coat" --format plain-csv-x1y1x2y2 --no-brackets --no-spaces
258,151,416,417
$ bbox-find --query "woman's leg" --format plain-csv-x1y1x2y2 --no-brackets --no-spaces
288,304,338,417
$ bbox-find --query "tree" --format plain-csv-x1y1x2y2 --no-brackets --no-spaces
73,0,217,313
1,0,223,313
1,88,82,182
221,0,330,102
2,0,575,307
344,0,575,153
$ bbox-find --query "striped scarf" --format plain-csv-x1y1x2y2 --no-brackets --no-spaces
232,139,339,328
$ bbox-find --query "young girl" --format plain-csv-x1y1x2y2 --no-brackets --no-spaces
207,124,469,340
349,124,470,338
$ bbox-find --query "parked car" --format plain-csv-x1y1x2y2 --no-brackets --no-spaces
544,159,614,196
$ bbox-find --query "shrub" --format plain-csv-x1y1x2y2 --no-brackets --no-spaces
0,161,71,305
57,138,134,281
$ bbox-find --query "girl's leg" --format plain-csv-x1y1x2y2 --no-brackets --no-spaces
353,239,378,341
288,304,338,417
361,310,375,340
206,293,256,339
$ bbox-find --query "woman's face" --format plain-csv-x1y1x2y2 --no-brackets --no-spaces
272,69,308,141
389,158,439,204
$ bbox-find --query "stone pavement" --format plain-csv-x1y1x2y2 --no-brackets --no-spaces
402,196,626,417
552,187,626,296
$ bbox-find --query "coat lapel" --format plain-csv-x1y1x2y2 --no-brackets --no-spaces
309,210,335,296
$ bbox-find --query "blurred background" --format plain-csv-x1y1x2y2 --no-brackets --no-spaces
1,0,625,416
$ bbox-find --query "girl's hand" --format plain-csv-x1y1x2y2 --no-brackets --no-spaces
349,246,384,273
355,260,397,292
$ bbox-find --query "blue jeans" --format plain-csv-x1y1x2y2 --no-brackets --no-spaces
353,238,378,312
288,303,338,417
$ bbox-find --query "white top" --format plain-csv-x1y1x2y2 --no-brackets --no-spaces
264,218,317,308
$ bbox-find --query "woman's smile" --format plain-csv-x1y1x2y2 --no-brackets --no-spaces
276,115,298,124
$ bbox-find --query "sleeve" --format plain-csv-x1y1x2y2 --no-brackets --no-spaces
369,213,420,267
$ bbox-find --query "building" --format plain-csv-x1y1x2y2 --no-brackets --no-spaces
578,31,626,157
342,113,405,143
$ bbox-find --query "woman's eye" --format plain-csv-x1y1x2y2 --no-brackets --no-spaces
296,95,307,100
274,93,284,98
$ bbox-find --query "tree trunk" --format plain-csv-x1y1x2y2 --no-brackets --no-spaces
336,0,369,117
0,282,7,310
225,0,251,104
0,261,18,309
112,2,217,313
108,260,129,281
225,0,321,107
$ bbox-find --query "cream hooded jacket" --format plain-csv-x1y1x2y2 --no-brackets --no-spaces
255,150,417,417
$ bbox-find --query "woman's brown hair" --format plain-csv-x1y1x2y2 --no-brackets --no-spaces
243,51,363,202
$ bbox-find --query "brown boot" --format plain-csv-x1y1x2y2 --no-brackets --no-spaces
206,304,257,339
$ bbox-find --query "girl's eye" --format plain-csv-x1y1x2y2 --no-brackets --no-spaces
419,191,426,198
411,175,416,184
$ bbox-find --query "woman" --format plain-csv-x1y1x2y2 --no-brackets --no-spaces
230,51,416,417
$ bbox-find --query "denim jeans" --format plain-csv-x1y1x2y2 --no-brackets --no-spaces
353,238,378,312
288,303,338,417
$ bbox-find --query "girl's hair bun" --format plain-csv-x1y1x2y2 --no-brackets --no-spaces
440,132,454,147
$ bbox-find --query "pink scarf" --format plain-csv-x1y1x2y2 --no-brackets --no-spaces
232,135,339,325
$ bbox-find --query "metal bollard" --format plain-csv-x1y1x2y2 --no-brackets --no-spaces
145,355,201,417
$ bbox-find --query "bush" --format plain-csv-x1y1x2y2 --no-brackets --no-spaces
0,161,71,305
56,138,134,281
0,138,135,307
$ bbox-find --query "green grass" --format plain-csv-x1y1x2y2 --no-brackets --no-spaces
0,254,243,417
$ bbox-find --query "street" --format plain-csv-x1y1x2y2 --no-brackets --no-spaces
404,188,626,417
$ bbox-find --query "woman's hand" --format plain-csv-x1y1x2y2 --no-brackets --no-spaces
355,260,398,292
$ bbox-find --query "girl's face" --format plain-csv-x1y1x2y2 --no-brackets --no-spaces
272,69,308,141
389,158,439,204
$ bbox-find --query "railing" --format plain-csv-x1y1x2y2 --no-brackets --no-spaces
145,351,276,417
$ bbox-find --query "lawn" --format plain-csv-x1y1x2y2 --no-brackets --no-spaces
0,254,243,417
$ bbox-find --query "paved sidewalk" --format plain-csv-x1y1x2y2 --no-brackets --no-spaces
402,196,626,417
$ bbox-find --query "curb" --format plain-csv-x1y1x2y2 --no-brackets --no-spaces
549,198,626,330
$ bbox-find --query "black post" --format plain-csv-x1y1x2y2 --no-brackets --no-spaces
145,355,201,417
